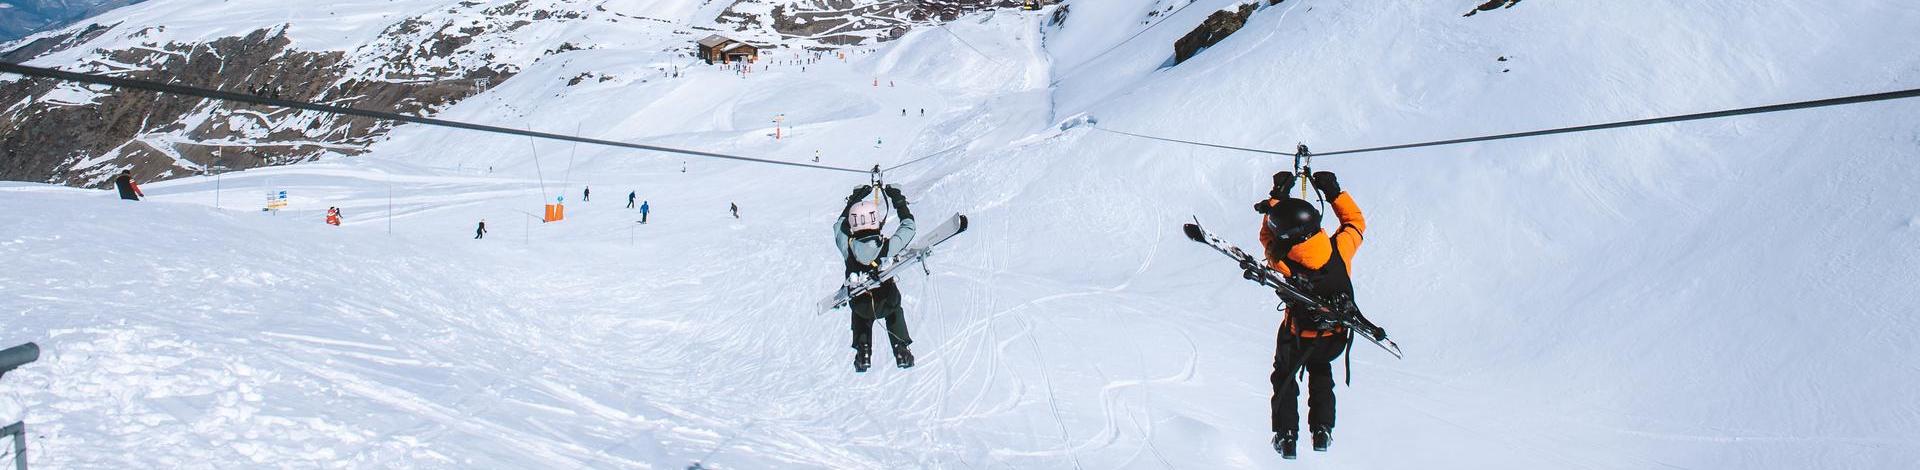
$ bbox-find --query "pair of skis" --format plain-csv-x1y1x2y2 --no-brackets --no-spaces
1182,219,1403,359
818,214,969,313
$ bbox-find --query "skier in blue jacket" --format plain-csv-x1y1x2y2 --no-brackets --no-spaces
835,183,916,372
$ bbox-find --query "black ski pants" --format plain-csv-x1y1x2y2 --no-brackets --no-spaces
1272,332,1347,432
850,280,911,350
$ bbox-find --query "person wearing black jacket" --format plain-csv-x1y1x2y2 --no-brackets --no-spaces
114,170,144,201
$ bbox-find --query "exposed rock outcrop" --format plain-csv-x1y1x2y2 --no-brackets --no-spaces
1464,0,1524,17
1173,2,1284,66
0,0,577,188
726,0,1028,46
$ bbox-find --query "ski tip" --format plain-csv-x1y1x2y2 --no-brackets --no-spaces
1181,223,1204,243
955,214,969,232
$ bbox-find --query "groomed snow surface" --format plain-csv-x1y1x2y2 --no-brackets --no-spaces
5,0,1920,468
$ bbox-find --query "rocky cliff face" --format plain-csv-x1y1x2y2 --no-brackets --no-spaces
722,0,1028,46
0,27,511,187
1171,1,1292,66
0,0,1033,188
0,1,573,188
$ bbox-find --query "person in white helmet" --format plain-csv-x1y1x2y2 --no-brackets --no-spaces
834,182,917,372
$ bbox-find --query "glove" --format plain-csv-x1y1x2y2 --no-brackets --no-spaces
1310,171,1341,200
1253,200,1272,214
1269,171,1295,200
883,185,914,219
847,185,874,205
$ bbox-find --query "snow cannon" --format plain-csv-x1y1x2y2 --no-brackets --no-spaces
0,342,38,380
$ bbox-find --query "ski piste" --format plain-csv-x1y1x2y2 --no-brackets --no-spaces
819,214,970,313
1181,220,1404,359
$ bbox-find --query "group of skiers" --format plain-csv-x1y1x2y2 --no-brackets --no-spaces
108,158,1376,461
819,169,1380,461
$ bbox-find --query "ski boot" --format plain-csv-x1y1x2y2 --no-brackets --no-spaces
893,345,915,369
1272,430,1298,459
854,346,873,373
1311,425,1332,452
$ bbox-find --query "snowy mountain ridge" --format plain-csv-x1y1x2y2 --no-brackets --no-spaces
0,0,1026,189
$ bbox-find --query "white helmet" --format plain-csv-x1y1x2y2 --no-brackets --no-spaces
846,198,885,235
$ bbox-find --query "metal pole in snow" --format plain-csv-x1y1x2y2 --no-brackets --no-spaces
386,173,393,235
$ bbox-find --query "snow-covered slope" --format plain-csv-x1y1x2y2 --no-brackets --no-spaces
3,0,1919,468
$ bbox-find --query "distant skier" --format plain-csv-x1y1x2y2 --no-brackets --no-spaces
113,170,144,201
640,201,650,224
325,207,343,226
1254,171,1370,459
835,183,917,372
627,191,637,209
583,186,591,202
730,202,739,219
475,219,488,239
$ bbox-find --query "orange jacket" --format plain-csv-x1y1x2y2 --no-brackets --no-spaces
1260,192,1366,336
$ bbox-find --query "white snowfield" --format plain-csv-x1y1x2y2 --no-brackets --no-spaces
4,0,1920,468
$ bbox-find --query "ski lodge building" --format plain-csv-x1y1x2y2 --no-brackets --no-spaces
696,35,760,64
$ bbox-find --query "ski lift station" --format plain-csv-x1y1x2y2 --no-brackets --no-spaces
695,34,760,64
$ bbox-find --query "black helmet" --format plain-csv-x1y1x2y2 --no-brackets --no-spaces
1264,198,1322,245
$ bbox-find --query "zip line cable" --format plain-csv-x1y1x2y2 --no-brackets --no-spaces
903,1,1008,65
937,22,1006,65
1090,86,1920,158
0,62,872,174
884,144,965,172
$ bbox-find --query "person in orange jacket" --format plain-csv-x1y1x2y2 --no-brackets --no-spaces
1255,170,1367,459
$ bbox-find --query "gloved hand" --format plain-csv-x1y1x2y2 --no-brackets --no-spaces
1269,171,1295,200
847,185,874,204
1310,171,1341,200
883,185,914,219
1253,200,1272,214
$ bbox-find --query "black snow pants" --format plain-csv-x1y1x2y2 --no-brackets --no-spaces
850,280,910,351
1272,331,1348,432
